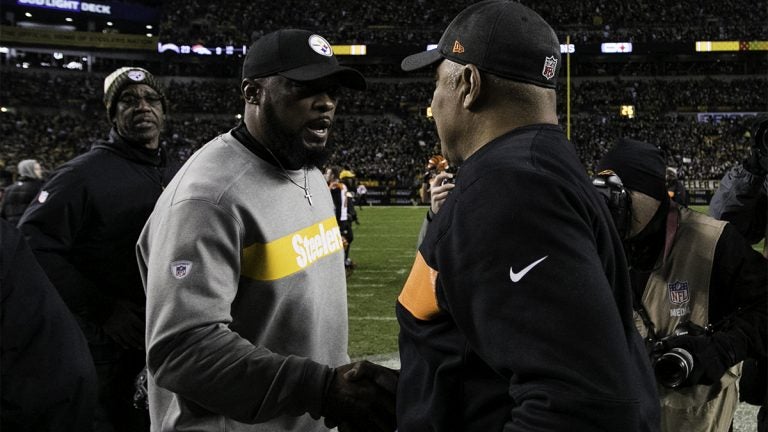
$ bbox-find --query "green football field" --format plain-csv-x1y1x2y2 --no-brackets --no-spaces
346,205,765,358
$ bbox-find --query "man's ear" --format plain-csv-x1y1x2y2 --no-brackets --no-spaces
461,64,483,110
241,78,262,105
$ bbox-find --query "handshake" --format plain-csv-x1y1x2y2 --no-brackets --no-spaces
321,360,399,432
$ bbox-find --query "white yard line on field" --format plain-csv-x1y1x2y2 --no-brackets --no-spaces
354,268,408,273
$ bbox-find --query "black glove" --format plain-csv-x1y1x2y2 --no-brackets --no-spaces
664,333,735,387
321,360,398,432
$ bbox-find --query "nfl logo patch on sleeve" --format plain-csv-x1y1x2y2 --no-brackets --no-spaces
170,261,192,279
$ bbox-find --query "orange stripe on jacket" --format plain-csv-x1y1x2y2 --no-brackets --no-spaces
398,251,440,320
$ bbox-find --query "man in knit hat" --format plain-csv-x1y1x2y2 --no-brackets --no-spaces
19,66,180,432
396,1,660,430
596,138,767,431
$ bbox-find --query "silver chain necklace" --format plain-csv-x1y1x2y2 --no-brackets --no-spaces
257,140,313,206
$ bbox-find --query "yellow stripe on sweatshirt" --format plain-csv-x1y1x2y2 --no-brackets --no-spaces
241,217,344,281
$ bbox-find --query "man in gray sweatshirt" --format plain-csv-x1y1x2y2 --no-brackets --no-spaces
137,29,397,432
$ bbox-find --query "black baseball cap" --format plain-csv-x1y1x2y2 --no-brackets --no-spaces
401,0,561,89
242,29,366,91
596,138,668,202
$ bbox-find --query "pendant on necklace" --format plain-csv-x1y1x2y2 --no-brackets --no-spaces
305,189,313,206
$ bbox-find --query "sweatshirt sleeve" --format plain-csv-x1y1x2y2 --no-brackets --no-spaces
437,170,648,431
139,199,332,423
710,165,768,244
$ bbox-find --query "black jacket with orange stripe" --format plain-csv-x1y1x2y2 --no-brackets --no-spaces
396,125,661,432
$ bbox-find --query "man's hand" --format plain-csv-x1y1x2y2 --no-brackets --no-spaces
429,172,455,215
321,360,399,432
664,333,734,387
103,300,145,350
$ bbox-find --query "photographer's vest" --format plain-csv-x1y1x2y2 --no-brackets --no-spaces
633,205,742,432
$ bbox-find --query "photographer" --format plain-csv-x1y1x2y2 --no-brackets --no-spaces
710,115,768,254
710,114,768,432
596,138,767,432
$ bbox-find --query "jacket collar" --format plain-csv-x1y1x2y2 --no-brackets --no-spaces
90,128,165,166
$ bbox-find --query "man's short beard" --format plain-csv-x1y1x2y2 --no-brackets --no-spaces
263,103,331,169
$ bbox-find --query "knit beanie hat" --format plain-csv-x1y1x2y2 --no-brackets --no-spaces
17,159,39,179
596,138,668,201
103,67,166,120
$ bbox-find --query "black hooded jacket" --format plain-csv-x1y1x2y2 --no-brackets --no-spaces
18,129,180,344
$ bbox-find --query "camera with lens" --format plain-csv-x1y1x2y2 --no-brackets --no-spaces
591,170,632,239
646,321,709,389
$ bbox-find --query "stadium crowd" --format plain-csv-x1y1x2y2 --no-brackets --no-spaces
1,67,763,186
154,0,766,46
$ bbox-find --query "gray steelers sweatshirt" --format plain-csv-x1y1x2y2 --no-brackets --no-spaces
138,131,348,431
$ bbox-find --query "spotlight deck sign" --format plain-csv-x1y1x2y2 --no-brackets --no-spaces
17,0,112,14
12,0,159,22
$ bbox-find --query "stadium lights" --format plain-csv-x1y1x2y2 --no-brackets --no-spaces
25,12,32,17
0,107,7,113
106,21,113,26
146,33,153,38
146,25,153,30
65,17,73,22
235,114,242,120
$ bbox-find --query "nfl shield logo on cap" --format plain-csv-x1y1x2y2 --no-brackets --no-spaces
541,56,557,80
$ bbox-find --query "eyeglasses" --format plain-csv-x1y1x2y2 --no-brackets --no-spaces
118,94,163,107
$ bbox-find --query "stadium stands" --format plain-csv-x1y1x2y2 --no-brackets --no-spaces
1,0,766,197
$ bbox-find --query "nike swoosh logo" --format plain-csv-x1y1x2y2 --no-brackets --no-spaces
509,256,548,283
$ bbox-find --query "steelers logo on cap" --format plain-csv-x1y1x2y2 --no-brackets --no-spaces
308,34,333,57
127,70,146,81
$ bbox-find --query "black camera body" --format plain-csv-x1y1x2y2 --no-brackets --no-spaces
591,170,632,239
647,321,708,388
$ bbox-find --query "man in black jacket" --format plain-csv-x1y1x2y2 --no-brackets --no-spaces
0,159,44,225
396,1,660,430
710,115,768,432
1,219,97,432
18,67,180,432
